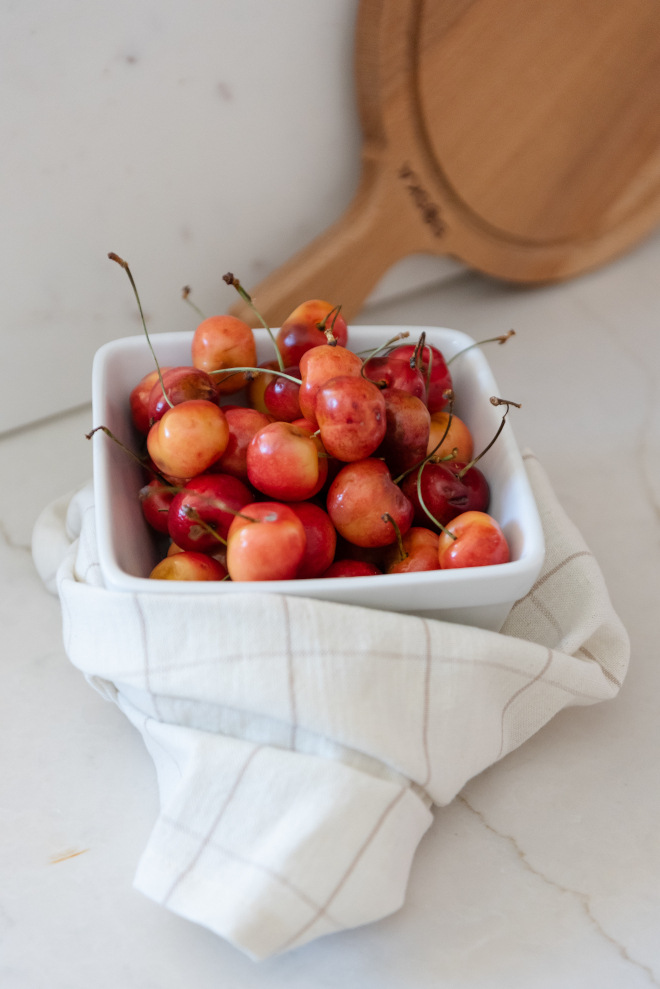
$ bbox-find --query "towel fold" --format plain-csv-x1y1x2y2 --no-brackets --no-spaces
32,452,629,959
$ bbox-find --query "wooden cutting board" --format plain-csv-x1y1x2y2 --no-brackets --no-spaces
232,0,660,325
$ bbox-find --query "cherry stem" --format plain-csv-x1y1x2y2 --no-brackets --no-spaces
86,425,169,485
425,344,433,394
360,331,411,379
108,253,173,409
181,505,227,545
208,366,301,385
457,396,521,479
411,331,426,370
181,286,206,320
222,272,285,372
393,390,455,485
382,512,407,561
221,573,231,581
446,329,516,367
416,464,456,540
317,305,341,346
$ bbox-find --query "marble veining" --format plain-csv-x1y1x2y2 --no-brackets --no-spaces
458,796,660,988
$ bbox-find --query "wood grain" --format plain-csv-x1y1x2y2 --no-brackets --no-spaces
232,0,660,326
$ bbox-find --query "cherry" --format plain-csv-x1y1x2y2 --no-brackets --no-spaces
384,526,440,574
401,461,489,529
247,359,280,413
227,502,306,581
316,376,387,462
400,395,521,530
276,300,348,367
299,343,362,425
247,421,327,501
141,455,190,486
130,368,172,435
362,353,425,400
438,511,509,569
378,388,430,476
290,417,344,493
150,551,226,581
392,343,452,413
209,407,271,480
147,366,218,423
327,459,413,548
427,411,473,462
361,334,428,402
147,400,229,479
288,502,337,579
191,314,257,393
333,535,388,570
322,560,381,578
168,474,253,551
263,365,302,421
168,540,227,569
139,478,174,534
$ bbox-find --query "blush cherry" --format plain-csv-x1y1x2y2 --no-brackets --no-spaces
226,502,307,581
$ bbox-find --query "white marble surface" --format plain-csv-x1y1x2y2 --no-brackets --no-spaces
2,231,660,987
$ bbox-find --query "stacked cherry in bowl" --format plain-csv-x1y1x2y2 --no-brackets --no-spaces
122,281,513,584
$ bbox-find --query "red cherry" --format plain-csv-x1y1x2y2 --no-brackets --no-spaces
333,535,388,570
227,502,306,581
438,511,509,569
168,540,227,570
391,343,452,413
247,421,327,501
288,502,337,579
362,353,426,401
168,474,253,551
401,462,489,529
275,300,348,367
263,366,302,422
209,407,271,480
150,551,226,581
299,344,363,425
327,459,413,548
247,360,279,413
147,366,218,423
446,462,490,513
316,376,387,462
377,388,430,476
130,368,172,435
139,479,174,534
322,560,381,578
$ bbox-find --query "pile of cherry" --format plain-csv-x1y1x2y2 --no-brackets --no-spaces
101,257,517,583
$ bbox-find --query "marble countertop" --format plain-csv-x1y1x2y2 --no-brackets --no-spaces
2,232,660,988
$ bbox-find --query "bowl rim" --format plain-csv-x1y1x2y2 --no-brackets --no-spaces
92,325,545,600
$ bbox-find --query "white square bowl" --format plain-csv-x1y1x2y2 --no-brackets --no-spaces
91,326,544,632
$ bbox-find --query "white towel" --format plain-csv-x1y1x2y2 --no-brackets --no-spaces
31,452,629,960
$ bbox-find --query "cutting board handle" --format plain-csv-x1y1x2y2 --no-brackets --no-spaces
229,161,423,327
